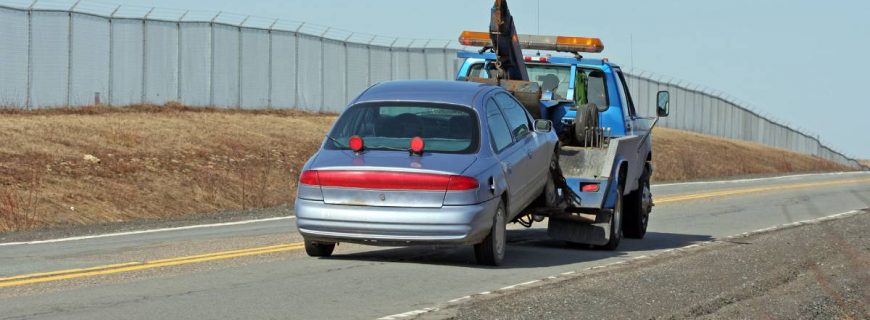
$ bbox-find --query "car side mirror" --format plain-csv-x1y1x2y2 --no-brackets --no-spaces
656,91,670,117
534,119,553,133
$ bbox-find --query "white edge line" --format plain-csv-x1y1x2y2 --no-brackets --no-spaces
652,171,866,188
377,209,866,319
0,216,295,247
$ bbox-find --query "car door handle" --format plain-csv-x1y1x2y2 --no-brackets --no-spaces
526,150,533,159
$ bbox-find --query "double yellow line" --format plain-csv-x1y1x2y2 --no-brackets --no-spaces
656,178,870,205
1,176,868,288
0,243,304,288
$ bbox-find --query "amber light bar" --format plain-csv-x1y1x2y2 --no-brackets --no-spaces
459,31,604,53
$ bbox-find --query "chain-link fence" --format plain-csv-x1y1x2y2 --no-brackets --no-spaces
0,1,864,169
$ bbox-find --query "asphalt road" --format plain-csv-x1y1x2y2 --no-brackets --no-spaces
0,172,869,320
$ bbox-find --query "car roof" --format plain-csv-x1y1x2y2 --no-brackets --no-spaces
352,80,495,107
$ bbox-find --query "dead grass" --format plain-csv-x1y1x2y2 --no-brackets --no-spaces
0,104,334,231
0,106,853,231
651,127,852,182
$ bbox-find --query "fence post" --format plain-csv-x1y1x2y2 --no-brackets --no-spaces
176,11,187,104
237,16,248,108
267,18,277,108
141,7,154,105
67,0,81,106
389,38,397,80
367,35,375,86
208,11,220,107
343,33,352,103
107,5,120,106
292,23,304,108
319,27,330,112
25,0,36,110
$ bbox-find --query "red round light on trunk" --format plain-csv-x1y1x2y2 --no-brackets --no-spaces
410,136,425,154
348,135,364,152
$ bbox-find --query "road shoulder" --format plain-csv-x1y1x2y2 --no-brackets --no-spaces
421,209,870,320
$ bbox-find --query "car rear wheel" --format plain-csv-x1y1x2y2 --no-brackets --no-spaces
304,239,336,257
475,200,506,266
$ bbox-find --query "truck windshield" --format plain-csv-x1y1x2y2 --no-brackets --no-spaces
326,103,479,154
468,63,608,107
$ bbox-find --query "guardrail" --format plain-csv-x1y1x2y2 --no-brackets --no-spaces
0,0,864,169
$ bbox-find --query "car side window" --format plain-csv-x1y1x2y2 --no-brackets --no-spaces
493,93,531,140
485,98,514,153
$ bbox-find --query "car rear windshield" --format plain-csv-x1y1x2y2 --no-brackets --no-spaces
326,103,479,154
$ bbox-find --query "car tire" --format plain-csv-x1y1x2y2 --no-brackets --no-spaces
304,239,336,257
475,200,507,266
573,103,600,146
535,149,560,208
599,183,623,250
624,164,652,239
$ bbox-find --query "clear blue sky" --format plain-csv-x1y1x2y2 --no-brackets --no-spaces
130,0,869,158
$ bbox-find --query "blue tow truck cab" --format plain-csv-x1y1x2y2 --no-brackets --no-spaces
456,49,671,247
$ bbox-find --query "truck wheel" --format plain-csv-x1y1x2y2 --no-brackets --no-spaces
475,200,506,266
599,184,623,250
573,103,600,146
624,164,652,239
304,239,336,257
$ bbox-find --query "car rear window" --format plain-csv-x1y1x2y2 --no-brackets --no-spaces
326,103,479,154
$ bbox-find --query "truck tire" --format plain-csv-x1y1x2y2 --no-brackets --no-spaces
475,200,507,266
304,239,336,257
599,183,623,250
624,164,652,239
573,103,600,146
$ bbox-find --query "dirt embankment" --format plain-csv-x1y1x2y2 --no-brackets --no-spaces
0,106,853,231
651,127,851,182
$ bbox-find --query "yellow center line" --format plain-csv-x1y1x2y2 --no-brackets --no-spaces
1,176,868,288
655,178,870,205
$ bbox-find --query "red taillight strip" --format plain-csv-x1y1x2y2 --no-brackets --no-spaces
299,170,479,191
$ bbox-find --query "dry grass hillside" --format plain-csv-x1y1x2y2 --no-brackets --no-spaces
651,127,852,181
0,106,854,231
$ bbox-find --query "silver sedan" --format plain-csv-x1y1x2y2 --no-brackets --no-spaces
295,80,559,265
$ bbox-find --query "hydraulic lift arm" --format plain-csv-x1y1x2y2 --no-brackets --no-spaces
488,0,528,81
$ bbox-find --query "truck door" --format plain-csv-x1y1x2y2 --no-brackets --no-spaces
614,69,640,135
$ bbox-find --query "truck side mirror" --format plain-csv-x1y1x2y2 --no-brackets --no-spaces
656,91,670,117
534,119,553,132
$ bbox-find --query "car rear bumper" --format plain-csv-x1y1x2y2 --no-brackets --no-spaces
294,197,499,246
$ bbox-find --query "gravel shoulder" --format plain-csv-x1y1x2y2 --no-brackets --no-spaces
435,209,870,320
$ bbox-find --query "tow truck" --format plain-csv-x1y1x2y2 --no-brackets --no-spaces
457,0,671,248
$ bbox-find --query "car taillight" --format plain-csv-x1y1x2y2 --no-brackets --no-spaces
580,183,600,192
447,175,479,191
301,170,478,191
299,170,320,185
